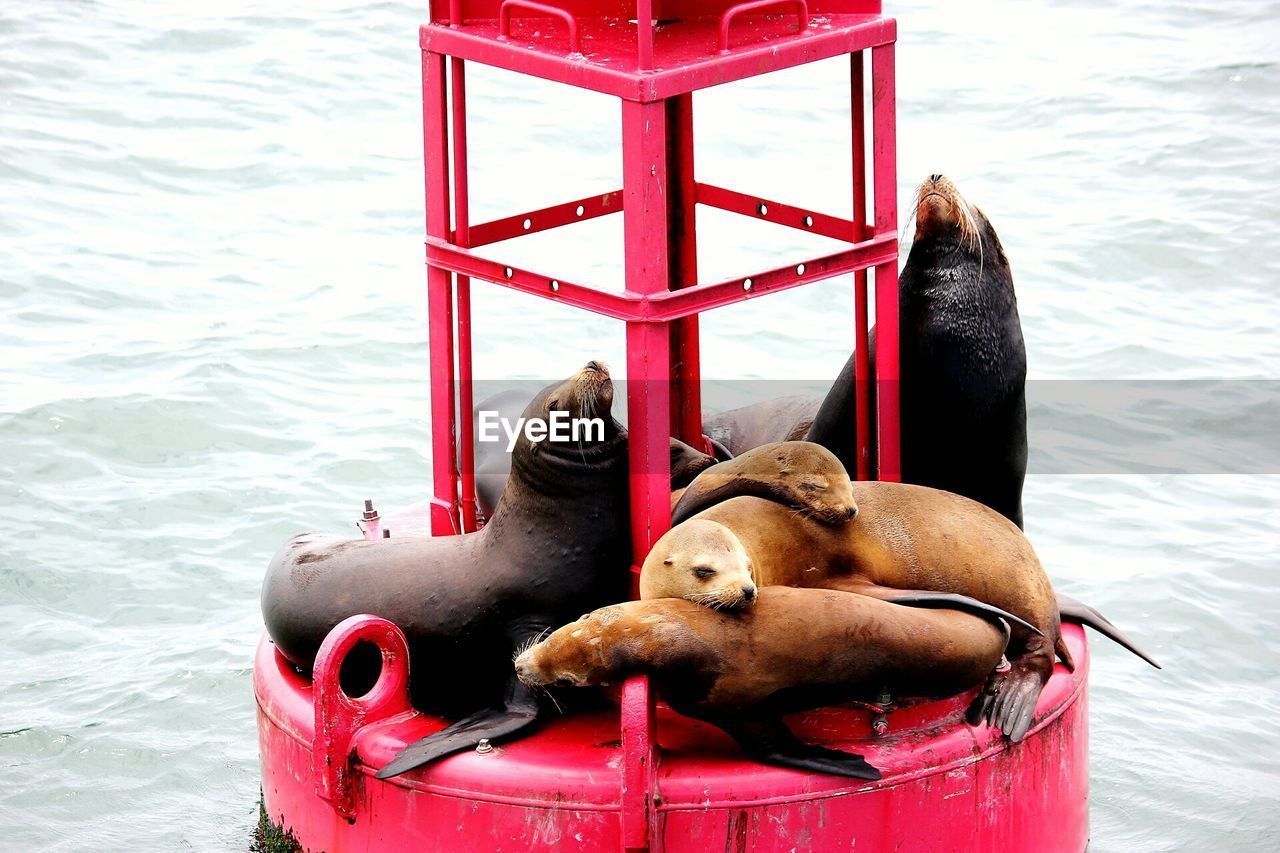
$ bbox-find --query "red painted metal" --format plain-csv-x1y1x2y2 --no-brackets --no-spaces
717,0,810,54
425,231,897,321
424,51,460,535
311,615,413,817
696,182,858,242
667,94,702,445
851,51,872,481
870,42,899,481
451,57,481,533
256,3,1092,850
257,624,1091,851
464,189,623,247
420,11,894,103
499,0,582,54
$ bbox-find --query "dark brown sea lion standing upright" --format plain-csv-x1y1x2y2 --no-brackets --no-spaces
260,361,632,778
515,587,1017,780
807,174,1028,528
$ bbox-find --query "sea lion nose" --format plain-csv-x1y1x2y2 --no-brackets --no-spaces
742,585,757,603
929,173,943,183
585,360,605,373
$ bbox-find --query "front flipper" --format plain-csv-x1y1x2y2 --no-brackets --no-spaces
874,589,1041,638
375,618,548,780
719,715,882,781
964,659,1046,743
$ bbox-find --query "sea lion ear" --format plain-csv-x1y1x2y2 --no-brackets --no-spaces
663,558,674,566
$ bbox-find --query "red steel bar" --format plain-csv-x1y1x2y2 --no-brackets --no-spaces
851,49,871,481
696,182,858,242
635,0,655,71
620,96,673,853
718,0,810,54
464,189,624,247
424,51,460,535
667,94,702,444
425,232,896,322
648,234,895,319
870,43,899,482
451,57,480,532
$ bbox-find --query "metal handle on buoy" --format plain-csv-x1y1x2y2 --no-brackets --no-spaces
718,0,810,54
312,614,413,817
498,0,581,55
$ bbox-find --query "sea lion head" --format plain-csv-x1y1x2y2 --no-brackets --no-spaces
514,607,622,688
673,441,858,526
911,174,1008,266
510,360,625,470
639,519,757,610
762,442,859,524
669,437,717,489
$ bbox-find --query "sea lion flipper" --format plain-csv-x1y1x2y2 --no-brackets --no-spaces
1056,592,1161,669
867,588,1041,638
720,715,882,782
376,619,552,780
375,705,539,779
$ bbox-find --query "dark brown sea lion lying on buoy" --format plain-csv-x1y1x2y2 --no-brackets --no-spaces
807,174,1028,527
701,394,821,458
653,441,1159,742
261,361,632,778
515,587,1017,779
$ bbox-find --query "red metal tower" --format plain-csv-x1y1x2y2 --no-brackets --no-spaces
421,3,899,847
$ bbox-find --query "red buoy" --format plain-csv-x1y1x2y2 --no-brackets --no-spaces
255,1,1093,848
256,616,1089,851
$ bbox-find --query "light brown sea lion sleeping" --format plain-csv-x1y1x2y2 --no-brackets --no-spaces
515,587,1016,780
651,441,1160,742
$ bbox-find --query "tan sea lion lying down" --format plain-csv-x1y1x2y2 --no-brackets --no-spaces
516,586,1017,780
648,441,1159,742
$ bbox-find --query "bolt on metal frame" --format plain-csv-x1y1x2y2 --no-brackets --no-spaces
421,2,898,849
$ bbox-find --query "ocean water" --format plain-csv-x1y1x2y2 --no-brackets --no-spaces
2,0,1278,850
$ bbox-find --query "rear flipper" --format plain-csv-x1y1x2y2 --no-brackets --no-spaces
1057,592,1161,669
720,715,883,781
875,589,1040,638
965,662,1044,743
375,701,538,779
376,618,549,780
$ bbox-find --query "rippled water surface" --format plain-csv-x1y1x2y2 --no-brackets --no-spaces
2,1,1278,849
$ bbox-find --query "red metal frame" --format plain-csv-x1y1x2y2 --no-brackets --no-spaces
420,6,898,847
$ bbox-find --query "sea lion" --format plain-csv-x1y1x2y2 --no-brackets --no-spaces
261,361,631,778
652,441,1159,742
702,395,821,458
472,387,718,520
671,440,858,526
514,587,1015,779
807,174,1028,527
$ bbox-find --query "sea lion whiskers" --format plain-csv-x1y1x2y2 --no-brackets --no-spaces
912,175,987,267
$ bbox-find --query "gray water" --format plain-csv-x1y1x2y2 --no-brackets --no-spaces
2,0,1278,850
